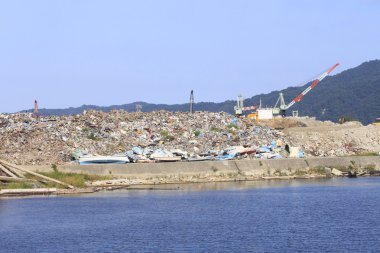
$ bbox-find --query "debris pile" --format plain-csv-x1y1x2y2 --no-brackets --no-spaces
0,111,288,165
285,122,380,157
1,111,378,165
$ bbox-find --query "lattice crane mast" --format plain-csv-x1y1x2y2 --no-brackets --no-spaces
234,94,258,116
274,63,339,116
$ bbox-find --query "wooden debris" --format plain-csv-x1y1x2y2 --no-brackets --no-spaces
0,159,74,189
0,163,24,178
0,164,17,178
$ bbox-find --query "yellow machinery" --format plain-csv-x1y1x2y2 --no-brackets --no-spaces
373,118,380,126
247,112,259,122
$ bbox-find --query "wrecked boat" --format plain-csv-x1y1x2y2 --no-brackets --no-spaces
79,156,130,165
153,157,182,162
187,155,213,162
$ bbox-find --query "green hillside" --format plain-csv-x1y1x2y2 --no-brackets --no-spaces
22,60,380,125
244,60,380,124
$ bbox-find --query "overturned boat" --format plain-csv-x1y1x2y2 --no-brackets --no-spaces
150,149,182,162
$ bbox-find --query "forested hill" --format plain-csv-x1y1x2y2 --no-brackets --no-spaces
21,60,380,125
244,59,380,125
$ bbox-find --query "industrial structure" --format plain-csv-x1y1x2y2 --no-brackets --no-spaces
135,104,142,112
235,63,340,120
234,94,257,116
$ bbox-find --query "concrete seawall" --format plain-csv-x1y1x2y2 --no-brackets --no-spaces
25,156,380,185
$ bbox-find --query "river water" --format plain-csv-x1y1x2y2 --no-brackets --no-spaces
1,178,380,253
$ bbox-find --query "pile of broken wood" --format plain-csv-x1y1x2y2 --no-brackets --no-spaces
0,159,74,196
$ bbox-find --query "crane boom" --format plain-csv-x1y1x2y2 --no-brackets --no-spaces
285,63,339,110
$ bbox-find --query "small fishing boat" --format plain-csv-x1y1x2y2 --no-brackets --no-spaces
79,156,130,165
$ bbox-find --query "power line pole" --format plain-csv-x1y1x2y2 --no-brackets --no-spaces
189,90,194,113
33,100,39,118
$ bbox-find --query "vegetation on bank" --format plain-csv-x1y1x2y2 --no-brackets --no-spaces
352,152,379,157
0,182,35,190
1,160,380,190
25,170,113,188
0,166,113,189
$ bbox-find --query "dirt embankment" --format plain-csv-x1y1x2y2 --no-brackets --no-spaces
283,119,380,157
251,117,380,157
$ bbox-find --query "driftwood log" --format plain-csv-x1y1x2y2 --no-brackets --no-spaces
0,164,18,178
0,163,24,178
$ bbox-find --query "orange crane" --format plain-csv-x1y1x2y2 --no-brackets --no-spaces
273,63,340,116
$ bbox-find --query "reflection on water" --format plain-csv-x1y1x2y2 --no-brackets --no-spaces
81,177,375,198
0,178,374,200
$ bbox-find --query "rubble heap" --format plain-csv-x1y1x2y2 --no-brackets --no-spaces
0,110,287,165
1,110,379,166
286,123,380,157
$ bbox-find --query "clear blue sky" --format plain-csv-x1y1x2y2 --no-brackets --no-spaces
1,0,379,112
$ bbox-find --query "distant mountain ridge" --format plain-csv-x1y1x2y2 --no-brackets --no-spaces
21,60,380,125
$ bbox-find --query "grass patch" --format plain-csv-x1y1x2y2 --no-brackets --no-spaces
227,123,238,129
292,170,308,176
0,182,34,190
210,126,222,132
353,152,379,156
309,167,327,175
160,130,169,137
160,130,175,141
25,171,113,188
87,132,100,141
363,164,377,173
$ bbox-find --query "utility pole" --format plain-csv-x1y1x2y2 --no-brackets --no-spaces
33,100,39,118
189,90,194,113
135,104,142,112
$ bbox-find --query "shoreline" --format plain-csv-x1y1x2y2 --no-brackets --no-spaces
1,156,379,197
1,175,379,198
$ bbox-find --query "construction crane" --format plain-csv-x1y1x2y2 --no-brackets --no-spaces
273,63,340,117
234,94,258,117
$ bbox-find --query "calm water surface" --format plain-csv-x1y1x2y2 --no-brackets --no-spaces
1,178,380,252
